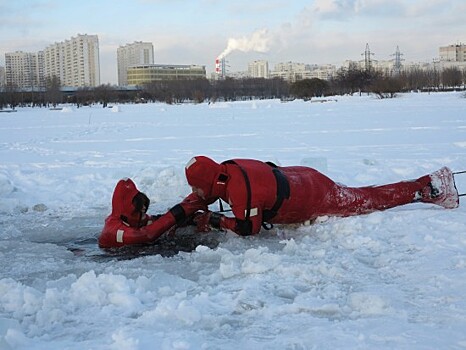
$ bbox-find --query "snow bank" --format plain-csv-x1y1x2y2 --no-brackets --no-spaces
1,92,466,349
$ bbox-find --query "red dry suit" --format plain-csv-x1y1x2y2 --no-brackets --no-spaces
99,178,206,248
185,156,458,236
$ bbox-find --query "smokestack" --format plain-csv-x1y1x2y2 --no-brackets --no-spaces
215,58,220,74
215,57,226,78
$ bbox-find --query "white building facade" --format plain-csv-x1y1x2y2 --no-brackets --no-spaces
5,51,45,89
270,62,336,82
435,43,466,72
43,34,100,87
0,66,5,87
248,60,269,78
117,41,154,86
439,44,466,62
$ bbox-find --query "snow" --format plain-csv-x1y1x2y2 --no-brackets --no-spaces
1,92,466,349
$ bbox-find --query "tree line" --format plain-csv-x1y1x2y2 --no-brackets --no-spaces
1,66,465,109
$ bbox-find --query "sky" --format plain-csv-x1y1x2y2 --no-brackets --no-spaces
1,0,465,85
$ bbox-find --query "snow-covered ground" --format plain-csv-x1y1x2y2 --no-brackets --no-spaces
1,92,466,349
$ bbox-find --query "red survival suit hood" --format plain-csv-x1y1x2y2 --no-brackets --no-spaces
111,178,143,228
185,156,226,200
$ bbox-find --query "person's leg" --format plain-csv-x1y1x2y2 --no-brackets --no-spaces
317,167,458,217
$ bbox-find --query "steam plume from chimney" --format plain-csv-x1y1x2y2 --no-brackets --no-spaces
217,28,271,60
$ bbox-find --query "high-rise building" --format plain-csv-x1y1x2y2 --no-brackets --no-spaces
117,41,154,86
43,34,100,87
5,51,45,89
248,60,269,78
0,66,5,87
439,44,466,62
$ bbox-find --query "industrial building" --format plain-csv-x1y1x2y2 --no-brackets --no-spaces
127,64,206,85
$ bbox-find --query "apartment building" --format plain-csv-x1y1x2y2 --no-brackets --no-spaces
307,64,337,80
248,60,269,78
0,66,5,87
127,64,206,85
43,34,100,87
117,41,154,86
270,62,307,82
4,51,45,89
439,44,466,62
270,62,336,82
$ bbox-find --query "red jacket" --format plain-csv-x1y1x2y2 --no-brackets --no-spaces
99,178,206,248
185,157,432,236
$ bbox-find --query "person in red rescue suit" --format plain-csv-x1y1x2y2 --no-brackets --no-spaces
186,156,460,236
98,178,207,248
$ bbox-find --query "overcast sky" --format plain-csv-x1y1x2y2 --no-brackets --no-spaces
1,0,465,85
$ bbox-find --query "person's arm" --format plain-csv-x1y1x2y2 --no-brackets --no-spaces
195,206,263,236
99,217,163,248
141,192,209,239
99,209,185,248
99,193,209,248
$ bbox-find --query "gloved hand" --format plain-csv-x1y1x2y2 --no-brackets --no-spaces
176,211,203,227
194,211,212,232
194,211,225,233
181,192,208,215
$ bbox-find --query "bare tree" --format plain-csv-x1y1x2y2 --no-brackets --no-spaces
333,63,376,95
370,75,403,98
290,78,329,100
94,84,117,107
4,83,20,109
45,76,62,107
441,67,463,88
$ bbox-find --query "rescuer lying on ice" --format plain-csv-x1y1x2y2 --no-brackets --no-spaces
185,156,460,235
98,178,207,248
99,157,459,248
